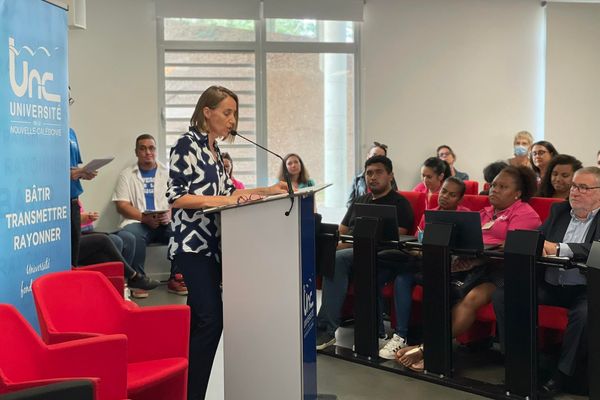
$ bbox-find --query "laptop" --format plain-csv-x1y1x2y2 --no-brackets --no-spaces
424,210,500,252
354,203,412,243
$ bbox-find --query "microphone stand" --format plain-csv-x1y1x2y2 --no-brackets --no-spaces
230,130,295,216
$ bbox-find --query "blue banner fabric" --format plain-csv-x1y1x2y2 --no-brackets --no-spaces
0,0,70,328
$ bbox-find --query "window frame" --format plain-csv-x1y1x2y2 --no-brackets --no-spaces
157,16,362,189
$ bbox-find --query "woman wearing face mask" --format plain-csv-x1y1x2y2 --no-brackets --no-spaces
412,157,451,208
537,154,582,199
278,153,315,190
508,131,533,168
530,140,559,184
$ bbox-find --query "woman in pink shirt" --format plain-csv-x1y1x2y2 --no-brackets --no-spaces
221,152,245,190
413,157,451,209
397,166,541,371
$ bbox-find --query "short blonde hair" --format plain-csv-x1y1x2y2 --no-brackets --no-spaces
514,130,534,146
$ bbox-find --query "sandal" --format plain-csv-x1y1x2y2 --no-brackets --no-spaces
409,359,424,372
398,344,424,368
395,344,419,360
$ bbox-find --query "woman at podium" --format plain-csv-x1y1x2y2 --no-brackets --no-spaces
166,86,286,400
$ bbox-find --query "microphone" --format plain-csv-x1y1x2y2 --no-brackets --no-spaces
229,130,295,215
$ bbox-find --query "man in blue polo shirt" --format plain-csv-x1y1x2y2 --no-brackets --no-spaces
112,134,186,298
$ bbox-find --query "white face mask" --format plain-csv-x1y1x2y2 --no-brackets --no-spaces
514,145,528,157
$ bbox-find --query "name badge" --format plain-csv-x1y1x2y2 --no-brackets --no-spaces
481,220,495,230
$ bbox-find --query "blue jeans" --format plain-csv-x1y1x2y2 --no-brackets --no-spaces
317,248,406,336
393,272,417,338
108,230,136,267
122,223,175,277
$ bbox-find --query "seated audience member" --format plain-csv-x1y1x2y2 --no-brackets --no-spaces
221,152,245,189
78,233,159,295
316,155,414,350
80,202,137,267
437,145,469,180
279,153,315,189
530,140,559,184
379,177,469,359
112,134,186,298
508,130,534,168
347,141,398,206
397,166,541,371
537,154,582,199
412,157,451,208
493,166,600,398
480,161,508,195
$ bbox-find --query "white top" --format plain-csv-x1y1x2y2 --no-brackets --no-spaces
112,160,170,228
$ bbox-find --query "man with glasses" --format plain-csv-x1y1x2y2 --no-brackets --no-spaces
112,134,187,298
493,166,600,398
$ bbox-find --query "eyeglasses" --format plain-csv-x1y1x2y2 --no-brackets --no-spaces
373,141,388,151
569,183,600,194
531,150,547,157
438,152,451,157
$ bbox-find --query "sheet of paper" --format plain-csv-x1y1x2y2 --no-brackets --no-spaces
82,157,115,171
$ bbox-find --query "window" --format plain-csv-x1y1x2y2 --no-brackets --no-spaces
158,17,359,215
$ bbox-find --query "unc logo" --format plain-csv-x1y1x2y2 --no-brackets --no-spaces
303,284,315,317
9,37,61,103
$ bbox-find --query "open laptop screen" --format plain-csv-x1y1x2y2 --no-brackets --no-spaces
354,203,399,242
424,210,488,251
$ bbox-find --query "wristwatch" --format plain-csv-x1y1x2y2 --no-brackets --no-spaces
555,243,560,256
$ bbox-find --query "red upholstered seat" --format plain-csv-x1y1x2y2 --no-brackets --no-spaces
460,194,490,212
463,180,479,195
529,197,564,222
33,271,190,400
72,261,125,298
398,191,426,235
0,304,128,400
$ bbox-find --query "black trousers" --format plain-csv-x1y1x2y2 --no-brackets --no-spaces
78,233,136,279
493,281,587,376
70,198,81,266
174,253,223,400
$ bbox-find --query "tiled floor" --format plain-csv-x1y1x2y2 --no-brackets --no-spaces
133,285,586,400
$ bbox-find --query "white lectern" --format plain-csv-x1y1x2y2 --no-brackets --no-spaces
214,185,328,400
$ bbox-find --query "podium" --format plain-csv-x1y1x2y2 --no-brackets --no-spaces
215,185,328,400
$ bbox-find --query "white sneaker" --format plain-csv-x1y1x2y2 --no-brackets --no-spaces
378,334,407,360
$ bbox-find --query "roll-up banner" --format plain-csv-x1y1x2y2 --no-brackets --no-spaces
0,0,70,328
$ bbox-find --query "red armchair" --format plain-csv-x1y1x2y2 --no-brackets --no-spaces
32,271,190,400
0,304,128,400
72,261,126,298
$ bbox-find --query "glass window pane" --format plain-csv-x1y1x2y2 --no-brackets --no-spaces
162,50,258,187
164,18,255,41
266,19,353,43
266,53,355,209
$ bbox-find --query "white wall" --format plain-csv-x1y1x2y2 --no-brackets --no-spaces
545,2,600,166
361,0,545,189
71,0,599,231
69,0,158,230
